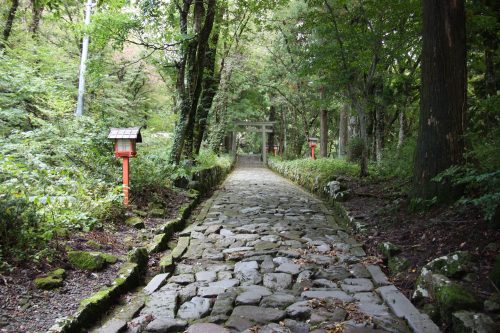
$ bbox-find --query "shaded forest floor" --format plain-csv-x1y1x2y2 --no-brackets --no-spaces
342,177,500,306
0,188,189,333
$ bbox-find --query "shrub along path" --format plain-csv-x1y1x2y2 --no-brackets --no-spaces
100,165,439,333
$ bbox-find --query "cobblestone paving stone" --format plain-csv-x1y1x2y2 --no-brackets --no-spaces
124,166,439,333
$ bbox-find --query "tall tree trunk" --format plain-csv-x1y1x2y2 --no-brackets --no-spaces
375,107,384,163
349,91,369,177
397,111,405,151
413,0,466,200
29,0,44,35
170,0,216,164
338,106,349,158
482,0,499,97
168,0,192,164
279,105,286,156
208,63,232,154
484,48,497,97
193,3,224,155
183,0,217,159
1,0,19,49
268,105,276,152
358,107,369,177
320,109,328,158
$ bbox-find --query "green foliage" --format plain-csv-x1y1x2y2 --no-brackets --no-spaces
0,194,39,260
0,118,126,261
195,149,233,171
269,157,359,195
377,139,416,180
347,137,364,163
129,134,174,194
433,166,500,227
0,2,173,263
409,196,438,213
272,156,359,178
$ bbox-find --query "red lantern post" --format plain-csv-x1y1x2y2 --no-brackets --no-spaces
273,145,279,157
108,127,142,205
308,137,318,160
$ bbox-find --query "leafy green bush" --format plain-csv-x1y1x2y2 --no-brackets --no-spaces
195,149,233,171
0,194,39,260
130,134,174,192
0,117,126,261
347,137,364,162
434,166,499,227
269,157,359,195
377,138,416,180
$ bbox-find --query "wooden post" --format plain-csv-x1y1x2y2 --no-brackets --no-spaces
320,109,328,158
122,157,130,205
262,125,267,164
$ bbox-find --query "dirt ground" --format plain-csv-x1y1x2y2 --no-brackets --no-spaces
0,188,189,333
341,178,500,322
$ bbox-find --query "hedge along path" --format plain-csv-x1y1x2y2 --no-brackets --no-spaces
96,165,440,333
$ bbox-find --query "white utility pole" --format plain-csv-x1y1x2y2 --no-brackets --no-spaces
75,0,94,117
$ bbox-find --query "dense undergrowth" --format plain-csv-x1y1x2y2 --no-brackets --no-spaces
0,38,230,267
270,138,499,228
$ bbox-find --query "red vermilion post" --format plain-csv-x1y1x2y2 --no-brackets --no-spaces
108,127,142,206
311,146,316,160
122,157,129,205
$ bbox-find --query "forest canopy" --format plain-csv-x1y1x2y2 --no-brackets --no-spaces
0,0,499,263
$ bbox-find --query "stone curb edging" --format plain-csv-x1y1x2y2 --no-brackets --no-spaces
46,163,234,333
267,161,441,333
47,248,148,333
159,193,218,274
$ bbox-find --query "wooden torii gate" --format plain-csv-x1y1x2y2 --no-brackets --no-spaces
231,121,276,164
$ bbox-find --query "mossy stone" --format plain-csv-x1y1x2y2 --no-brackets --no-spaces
125,216,145,229
48,268,66,279
378,242,401,259
425,251,472,278
112,277,127,287
421,303,440,322
148,234,167,253
484,296,500,313
187,189,199,198
159,254,174,273
68,251,105,271
35,276,63,290
150,208,165,217
490,255,500,288
79,288,112,308
388,256,411,275
128,247,148,267
118,262,138,276
100,253,118,264
132,209,148,217
123,236,135,250
435,283,481,322
451,311,497,333
86,240,102,249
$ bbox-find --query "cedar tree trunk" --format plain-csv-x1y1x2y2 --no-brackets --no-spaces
320,109,328,158
413,0,466,200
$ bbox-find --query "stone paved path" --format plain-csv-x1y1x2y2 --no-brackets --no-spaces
121,166,440,333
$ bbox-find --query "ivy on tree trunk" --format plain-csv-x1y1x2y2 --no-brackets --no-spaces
1,0,19,49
